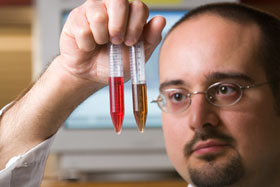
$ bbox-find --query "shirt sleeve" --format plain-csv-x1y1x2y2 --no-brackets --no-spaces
0,104,56,187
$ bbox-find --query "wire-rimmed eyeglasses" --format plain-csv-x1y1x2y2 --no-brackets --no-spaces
151,81,274,113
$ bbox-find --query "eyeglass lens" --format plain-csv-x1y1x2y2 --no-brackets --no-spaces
206,83,242,106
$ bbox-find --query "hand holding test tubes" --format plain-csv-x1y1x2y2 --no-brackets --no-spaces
108,41,147,133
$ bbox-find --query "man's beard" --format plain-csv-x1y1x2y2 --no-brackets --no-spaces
184,127,244,187
189,153,244,187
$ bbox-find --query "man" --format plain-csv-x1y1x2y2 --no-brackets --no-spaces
0,1,280,187
155,3,280,187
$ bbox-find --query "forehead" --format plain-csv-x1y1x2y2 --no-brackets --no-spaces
159,14,265,87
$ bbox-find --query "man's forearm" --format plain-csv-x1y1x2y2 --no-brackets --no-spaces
0,56,104,169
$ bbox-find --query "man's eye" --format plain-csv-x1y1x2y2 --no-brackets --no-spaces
216,84,238,96
168,92,187,103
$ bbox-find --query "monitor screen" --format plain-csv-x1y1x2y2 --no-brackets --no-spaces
62,10,187,129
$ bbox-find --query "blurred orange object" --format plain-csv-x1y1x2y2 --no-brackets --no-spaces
0,0,32,6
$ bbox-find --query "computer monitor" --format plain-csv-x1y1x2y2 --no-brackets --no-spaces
34,0,238,181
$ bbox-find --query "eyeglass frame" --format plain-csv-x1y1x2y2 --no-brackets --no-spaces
151,81,276,113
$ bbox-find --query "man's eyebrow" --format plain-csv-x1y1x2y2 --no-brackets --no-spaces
159,79,185,91
159,72,254,91
206,72,255,83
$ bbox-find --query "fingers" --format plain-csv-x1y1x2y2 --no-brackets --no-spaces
63,6,96,52
63,0,160,52
86,1,109,45
125,0,149,46
105,0,129,44
84,0,149,46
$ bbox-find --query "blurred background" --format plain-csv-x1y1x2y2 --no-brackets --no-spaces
0,0,279,187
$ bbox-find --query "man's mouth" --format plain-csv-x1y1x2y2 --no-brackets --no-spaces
192,139,229,155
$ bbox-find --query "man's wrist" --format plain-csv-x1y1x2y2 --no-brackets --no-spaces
0,55,104,167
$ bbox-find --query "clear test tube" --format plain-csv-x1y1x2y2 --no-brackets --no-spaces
108,43,125,134
129,41,148,133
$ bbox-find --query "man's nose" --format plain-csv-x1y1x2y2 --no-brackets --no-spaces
187,93,220,132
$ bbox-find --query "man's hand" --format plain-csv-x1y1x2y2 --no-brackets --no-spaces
59,0,165,85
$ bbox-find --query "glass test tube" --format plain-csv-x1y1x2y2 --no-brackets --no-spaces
129,41,148,133
108,43,125,134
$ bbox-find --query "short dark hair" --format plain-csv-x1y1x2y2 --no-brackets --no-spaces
165,3,280,113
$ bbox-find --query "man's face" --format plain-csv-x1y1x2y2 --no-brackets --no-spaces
159,15,280,186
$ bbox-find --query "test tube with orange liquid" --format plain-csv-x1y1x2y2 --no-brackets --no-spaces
129,41,148,132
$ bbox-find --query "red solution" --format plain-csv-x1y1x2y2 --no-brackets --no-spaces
109,77,125,134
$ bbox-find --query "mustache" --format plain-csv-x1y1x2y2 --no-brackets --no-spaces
184,128,235,157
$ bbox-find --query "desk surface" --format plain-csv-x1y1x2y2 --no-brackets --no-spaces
41,180,187,187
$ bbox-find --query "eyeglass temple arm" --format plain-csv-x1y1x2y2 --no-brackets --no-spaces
151,97,163,103
241,81,278,89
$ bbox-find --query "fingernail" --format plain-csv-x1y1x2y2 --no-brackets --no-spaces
125,37,136,46
111,36,123,44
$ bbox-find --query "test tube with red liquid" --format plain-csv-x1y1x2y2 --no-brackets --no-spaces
129,41,148,133
108,43,125,134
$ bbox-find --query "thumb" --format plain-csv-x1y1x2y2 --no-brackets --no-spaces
143,15,166,61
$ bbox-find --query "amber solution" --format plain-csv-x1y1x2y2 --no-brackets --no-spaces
132,84,147,132
109,77,124,134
